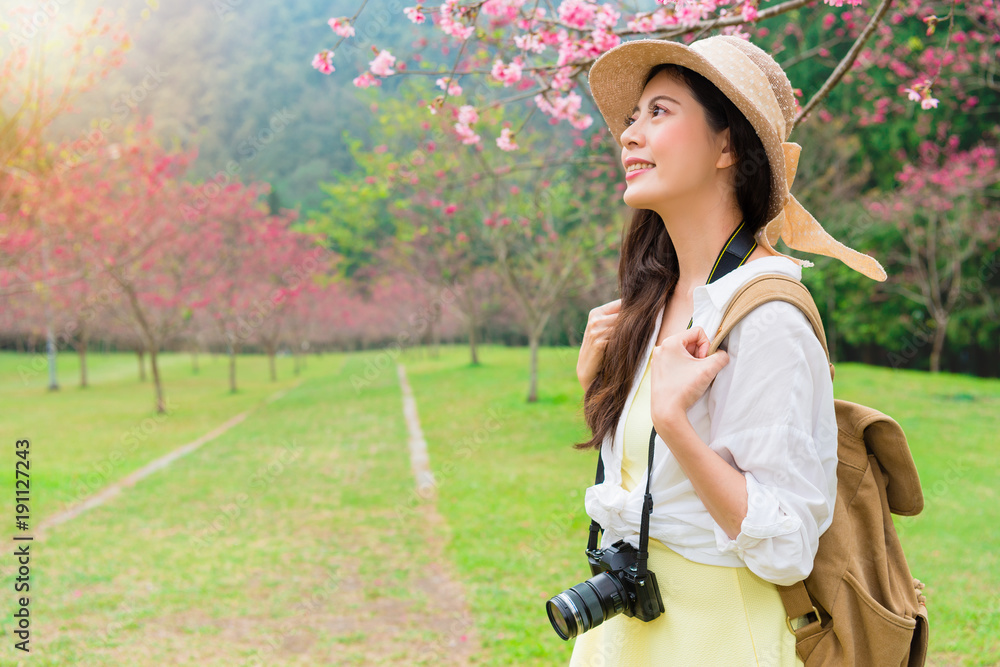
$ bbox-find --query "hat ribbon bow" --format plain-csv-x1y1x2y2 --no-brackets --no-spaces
758,142,887,282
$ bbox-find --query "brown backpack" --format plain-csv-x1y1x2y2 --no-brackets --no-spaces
708,273,929,666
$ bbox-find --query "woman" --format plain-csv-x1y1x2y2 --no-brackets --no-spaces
568,36,887,665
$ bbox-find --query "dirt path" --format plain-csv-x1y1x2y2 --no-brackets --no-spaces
396,364,481,664
37,383,299,537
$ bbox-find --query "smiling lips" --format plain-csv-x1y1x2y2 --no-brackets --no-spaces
625,162,655,179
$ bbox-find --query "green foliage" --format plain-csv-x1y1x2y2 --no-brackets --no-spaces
769,4,998,189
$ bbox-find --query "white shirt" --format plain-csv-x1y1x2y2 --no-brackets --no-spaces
584,256,838,587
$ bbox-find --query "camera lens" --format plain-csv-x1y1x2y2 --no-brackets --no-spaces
546,572,627,640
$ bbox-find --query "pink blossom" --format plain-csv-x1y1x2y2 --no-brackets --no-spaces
328,17,356,38
514,32,547,54
549,67,574,91
823,0,862,6
312,50,335,75
454,123,481,145
404,6,427,23
558,0,597,29
720,24,751,40
482,0,526,22
456,231,469,243
353,72,380,88
590,28,621,52
430,198,443,207
436,77,463,96
491,57,524,87
626,13,657,33
594,4,621,29
822,13,837,29
920,96,939,110
445,204,459,215
439,1,477,40
369,49,397,76
457,105,479,125
741,1,759,23
497,127,519,151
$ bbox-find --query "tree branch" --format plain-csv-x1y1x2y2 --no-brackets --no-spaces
793,0,895,130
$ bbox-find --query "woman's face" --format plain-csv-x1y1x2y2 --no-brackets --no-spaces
619,71,734,216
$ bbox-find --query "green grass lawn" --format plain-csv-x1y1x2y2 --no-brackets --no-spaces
402,345,1000,667
0,346,995,665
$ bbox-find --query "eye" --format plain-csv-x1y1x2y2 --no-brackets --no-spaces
623,105,667,128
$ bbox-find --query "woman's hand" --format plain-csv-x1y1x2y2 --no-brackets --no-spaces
577,298,621,392
650,326,730,432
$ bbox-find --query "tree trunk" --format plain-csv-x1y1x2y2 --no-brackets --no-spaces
229,345,239,393
930,317,948,373
468,316,479,366
149,347,166,414
527,332,540,403
78,331,89,389
426,307,439,359
137,349,147,382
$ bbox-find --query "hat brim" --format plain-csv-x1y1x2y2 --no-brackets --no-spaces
587,38,787,223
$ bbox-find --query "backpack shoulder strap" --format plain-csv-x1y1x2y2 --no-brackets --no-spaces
708,273,834,641
708,273,834,382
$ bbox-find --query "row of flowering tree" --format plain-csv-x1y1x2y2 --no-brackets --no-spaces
1,118,338,413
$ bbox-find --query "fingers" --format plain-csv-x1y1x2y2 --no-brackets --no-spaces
707,349,729,374
677,326,710,358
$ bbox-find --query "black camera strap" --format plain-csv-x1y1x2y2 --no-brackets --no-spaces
587,220,757,577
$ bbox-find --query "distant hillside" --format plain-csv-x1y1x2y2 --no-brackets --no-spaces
44,0,435,213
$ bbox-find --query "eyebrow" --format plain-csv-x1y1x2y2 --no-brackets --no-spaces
631,95,681,114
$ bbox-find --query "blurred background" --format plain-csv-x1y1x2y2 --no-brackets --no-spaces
1,0,997,664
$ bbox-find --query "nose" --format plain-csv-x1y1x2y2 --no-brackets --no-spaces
621,117,644,149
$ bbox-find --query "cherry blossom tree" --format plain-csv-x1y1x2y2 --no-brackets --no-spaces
868,136,1000,373
76,118,201,412
248,218,329,382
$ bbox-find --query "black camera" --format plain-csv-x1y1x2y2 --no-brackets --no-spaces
546,539,664,640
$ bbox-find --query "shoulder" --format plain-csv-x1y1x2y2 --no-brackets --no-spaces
725,298,828,371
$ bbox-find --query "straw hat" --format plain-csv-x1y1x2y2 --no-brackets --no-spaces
588,35,887,282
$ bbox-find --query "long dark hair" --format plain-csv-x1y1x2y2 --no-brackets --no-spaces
575,63,773,451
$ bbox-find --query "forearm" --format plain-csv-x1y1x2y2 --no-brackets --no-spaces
655,413,748,540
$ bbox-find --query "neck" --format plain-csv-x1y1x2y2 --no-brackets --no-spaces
661,203,743,294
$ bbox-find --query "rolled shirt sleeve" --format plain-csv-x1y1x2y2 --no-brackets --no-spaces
705,300,839,587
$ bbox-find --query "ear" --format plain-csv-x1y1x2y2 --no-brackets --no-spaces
715,127,736,170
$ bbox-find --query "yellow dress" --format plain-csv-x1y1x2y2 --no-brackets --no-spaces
568,355,803,666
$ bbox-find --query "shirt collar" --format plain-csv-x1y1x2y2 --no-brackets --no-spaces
697,255,802,313
647,256,804,349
